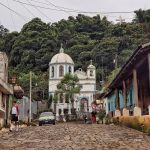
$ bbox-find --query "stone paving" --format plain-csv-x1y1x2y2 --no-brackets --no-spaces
0,123,150,150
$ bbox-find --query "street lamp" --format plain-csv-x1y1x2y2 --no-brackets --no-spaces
9,75,17,98
11,76,17,85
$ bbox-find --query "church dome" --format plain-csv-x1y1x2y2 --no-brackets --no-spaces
50,46,74,65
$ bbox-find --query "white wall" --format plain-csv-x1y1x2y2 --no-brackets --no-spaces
18,96,38,122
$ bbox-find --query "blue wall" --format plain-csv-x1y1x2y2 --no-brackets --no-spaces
119,90,124,109
107,91,115,112
107,82,135,113
127,83,134,107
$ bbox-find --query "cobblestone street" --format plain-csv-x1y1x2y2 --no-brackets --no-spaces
0,123,150,150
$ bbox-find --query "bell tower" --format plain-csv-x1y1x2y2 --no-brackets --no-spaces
87,60,96,79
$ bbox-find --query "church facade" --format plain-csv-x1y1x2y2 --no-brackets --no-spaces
49,46,96,119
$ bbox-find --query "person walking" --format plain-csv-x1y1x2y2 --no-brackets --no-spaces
10,100,19,132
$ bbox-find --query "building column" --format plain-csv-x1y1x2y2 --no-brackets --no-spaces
68,103,71,115
56,104,59,121
63,93,65,103
123,80,127,108
61,104,64,116
133,69,138,107
122,80,129,116
133,69,141,116
115,89,119,109
115,89,121,117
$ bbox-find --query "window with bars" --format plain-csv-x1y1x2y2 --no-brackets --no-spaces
51,66,54,78
68,66,72,74
90,70,93,76
59,65,64,77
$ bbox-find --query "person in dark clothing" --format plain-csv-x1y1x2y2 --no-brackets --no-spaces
10,100,19,132
91,111,97,123
83,114,88,124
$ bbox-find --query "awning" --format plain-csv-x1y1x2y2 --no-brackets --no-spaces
108,42,150,89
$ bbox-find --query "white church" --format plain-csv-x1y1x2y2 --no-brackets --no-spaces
49,46,96,119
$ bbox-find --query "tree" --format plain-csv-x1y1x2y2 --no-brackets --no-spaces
57,74,81,109
0,25,9,38
0,13,150,96
134,9,150,32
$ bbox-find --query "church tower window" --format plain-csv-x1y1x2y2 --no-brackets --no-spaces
51,66,54,77
90,70,93,76
68,66,72,74
59,65,64,77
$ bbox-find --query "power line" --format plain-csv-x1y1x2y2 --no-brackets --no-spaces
45,0,80,12
18,0,36,17
26,0,53,22
0,1,28,21
13,0,134,15
16,0,81,12
13,0,68,12
45,0,73,16
7,0,16,30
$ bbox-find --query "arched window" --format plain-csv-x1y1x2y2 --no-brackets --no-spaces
59,65,64,77
68,66,72,74
51,66,54,78
90,70,93,76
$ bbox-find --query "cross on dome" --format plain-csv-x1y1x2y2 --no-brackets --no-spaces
90,60,93,65
59,43,64,53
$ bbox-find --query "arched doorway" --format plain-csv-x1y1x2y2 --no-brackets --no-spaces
80,98,88,112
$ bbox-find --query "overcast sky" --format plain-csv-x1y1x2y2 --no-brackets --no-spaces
0,0,149,32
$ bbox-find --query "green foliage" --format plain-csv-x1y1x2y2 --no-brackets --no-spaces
107,68,121,83
134,9,150,23
98,110,106,121
53,92,58,103
0,11,150,94
134,9,150,32
17,72,48,100
57,73,81,104
57,73,80,94
0,25,9,38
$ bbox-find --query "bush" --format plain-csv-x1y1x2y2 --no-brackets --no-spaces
113,116,150,135
105,115,111,125
112,117,120,125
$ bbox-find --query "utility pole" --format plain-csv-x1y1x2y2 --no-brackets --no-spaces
116,16,125,25
113,54,118,79
29,71,32,123
101,56,104,83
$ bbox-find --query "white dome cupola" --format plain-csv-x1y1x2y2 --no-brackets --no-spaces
50,44,74,65
49,44,74,79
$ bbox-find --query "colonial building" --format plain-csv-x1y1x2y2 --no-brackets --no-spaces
105,42,150,117
49,46,96,119
0,52,13,127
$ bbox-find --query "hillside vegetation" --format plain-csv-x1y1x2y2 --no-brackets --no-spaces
0,9,150,93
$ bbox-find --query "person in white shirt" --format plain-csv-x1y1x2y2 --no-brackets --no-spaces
9,100,19,132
